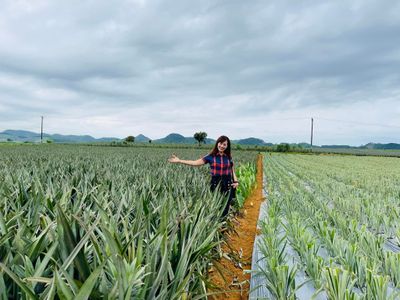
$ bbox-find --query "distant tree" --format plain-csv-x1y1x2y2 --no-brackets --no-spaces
149,140,152,144
125,136,135,143
6,138,12,142
194,132,207,146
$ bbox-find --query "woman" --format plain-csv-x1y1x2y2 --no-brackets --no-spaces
168,135,239,217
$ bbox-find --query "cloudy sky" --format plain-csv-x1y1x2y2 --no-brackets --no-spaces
0,0,399,145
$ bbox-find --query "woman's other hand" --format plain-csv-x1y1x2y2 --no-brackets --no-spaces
168,154,180,163
231,182,239,189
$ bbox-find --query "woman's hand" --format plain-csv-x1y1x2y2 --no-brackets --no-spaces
231,182,239,189
168,154,180,163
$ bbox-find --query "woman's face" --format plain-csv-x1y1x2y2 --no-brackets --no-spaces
217,140,228,153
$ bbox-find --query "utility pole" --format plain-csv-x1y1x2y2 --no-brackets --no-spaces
41,116,43,143
310,117,314,152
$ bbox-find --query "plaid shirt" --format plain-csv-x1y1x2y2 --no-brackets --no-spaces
202,153,233,176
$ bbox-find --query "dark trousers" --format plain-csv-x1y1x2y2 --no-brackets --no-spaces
210,175,235,218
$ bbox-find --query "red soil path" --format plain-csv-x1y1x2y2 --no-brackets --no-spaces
208,154,264,299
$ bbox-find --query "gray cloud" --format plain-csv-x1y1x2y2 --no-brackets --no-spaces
0,0,399,145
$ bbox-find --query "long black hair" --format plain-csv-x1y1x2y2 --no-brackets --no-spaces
209,135,232,158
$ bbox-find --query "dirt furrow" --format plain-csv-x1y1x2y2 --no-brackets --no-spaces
208,154,265,299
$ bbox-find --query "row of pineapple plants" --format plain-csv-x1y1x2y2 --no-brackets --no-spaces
256,153,400,299
254,200,304,299
0,144,257,299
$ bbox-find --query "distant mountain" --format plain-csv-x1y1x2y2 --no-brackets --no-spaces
0,130,41,142
233,137,267,145
154,135,270,146
135,134,151,143
154,133,215,145
156,133,187,144
0,130,120,143
361,143,400,150
51,134,97,143
3,129,398,149
3,129,38,136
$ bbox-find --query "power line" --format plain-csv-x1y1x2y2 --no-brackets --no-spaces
263,117,310,121
256,116,398,129
315,117,400,129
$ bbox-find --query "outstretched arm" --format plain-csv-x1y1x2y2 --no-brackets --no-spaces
168,154,205,166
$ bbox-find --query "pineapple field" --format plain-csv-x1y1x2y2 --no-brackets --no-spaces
252,154,400,299
2,144,400,299
0,144,256,299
